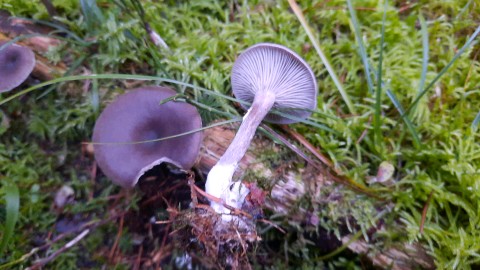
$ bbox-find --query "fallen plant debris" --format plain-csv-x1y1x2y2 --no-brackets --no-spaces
200,124,435,269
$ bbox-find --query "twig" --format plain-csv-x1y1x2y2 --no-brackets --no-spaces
0,248,39,270
258,219,286,234
40,0,58,17
28,229,90,269
398,2,413,13
1,210,125,270
279,125,382,199
141,181,185,207
188,172,198,205
89,160,97,201
280,125,333,167
420,191,434,234
261,124,316,166
109,214,125,262
133,244,143,270
235,229,247,256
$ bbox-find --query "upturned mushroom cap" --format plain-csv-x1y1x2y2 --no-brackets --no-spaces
231,43,317,124
92,86,203,188
0,41,35,93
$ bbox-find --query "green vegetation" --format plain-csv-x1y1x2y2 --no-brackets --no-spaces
1,0,480,269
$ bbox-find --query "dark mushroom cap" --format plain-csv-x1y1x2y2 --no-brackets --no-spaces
0,42,35,93
231,43,317,124
92,86,203,188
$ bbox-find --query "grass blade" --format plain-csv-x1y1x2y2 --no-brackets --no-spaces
346,0,374,95
418,14,429,95
0,184,20,253
405,25,480,115
374,0,388,147
409,14,429,116
386,89,421,148
0,74,338,134
90,65,100,112
0,74,241,106
472,110,480,132
80,0,105,33
287,0,356,114
89,118,241,145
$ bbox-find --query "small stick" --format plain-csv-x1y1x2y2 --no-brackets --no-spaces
188,172,198,206
89,160,97,201
235,229,247,256
356,116,372,144
40,0,58,17
280,125,382,199
141,181,185,206
194,204,217,213
155,220,173,224
109,214,125,261
28,229,90,269
2,211,125,270
420,191,434,234
133,245,143,270
280,125,334,167
258,219,286,234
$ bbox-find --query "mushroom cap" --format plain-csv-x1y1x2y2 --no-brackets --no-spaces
0,42,35,93
231,43,317,124
92,86,203,188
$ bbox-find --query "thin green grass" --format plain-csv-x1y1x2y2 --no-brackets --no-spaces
374,0,388,147
288,0,355,114
346,0,374,95
0,74,337,134
0,184,19,253
346,0,421,148
89,118,240,145
405,25,480,115
418,15,429,97
472,110,480,132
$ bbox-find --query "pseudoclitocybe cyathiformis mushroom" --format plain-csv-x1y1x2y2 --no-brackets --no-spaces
0,42,35,93
92,86,203,188
206,43,318,220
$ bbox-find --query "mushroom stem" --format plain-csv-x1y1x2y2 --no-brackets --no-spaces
205,90,276,218
220,91,276,166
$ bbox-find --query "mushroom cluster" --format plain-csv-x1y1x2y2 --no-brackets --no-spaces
92,86,203,188
205,43,318,220
0,41,35,93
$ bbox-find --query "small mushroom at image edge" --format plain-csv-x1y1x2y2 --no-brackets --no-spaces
92,86,203,188
0,41,35,93
205,43,318,220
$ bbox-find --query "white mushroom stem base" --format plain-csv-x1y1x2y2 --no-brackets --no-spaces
205,91,276,221
205,163,249,221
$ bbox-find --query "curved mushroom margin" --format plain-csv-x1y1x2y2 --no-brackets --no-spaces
92,86,203,188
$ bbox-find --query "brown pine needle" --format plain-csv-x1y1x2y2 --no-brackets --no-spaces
420,191,434,234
